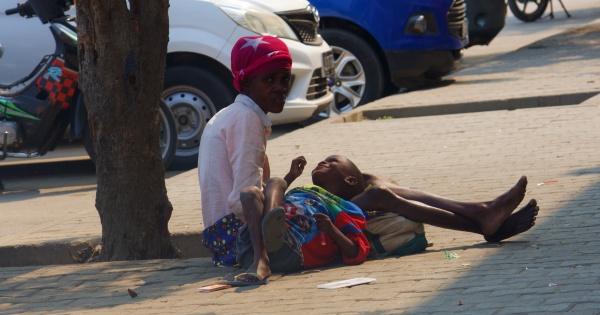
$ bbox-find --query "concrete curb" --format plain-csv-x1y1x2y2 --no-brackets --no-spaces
0,232,211,267
329,91,599,123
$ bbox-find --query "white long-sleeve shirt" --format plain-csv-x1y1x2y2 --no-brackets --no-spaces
198,94,272,227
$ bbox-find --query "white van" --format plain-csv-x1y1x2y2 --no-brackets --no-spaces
166,0,334,166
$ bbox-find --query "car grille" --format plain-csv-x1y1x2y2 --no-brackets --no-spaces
276,8,323,46
447,0,467,39
306,69,328,100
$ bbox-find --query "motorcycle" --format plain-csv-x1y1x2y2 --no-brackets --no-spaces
0,0,177,169
507,0,571,23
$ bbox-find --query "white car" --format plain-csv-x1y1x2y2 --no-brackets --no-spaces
166,0,334,167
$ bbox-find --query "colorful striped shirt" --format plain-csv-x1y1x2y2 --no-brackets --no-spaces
282,185,370,269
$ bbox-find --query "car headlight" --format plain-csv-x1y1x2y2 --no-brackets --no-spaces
216,1,299,41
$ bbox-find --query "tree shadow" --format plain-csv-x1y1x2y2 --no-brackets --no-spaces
568,166,600,176
0,257,242,313
357,167,600,314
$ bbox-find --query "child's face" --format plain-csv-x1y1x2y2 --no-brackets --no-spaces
242,68,292,114
311,155,352,189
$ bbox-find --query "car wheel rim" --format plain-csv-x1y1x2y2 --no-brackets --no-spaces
162,86,216,157
328,45,366,115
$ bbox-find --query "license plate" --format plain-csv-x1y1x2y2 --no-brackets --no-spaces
322,50,335,77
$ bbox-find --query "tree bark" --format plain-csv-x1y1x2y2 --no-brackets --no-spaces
76,0,179,261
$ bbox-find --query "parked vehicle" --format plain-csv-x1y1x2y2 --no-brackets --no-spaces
165,0,334,167
465,0,507,47
1,0,334,169
309,0,506,114
507,0,570,23
0,0,178,168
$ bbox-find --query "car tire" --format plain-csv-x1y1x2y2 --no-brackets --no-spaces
162,66,234,169
319,28,385,114
83,100,177,170
508,0,548,22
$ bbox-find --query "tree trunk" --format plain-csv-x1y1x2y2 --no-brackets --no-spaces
76,0,179,261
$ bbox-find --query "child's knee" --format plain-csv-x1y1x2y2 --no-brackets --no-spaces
240,186,263,202
265,177,287,190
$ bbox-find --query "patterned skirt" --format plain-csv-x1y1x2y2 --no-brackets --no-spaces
201,213,245,267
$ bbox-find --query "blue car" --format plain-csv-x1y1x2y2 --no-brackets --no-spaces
310,0,504,114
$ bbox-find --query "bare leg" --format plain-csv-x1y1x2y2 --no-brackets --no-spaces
352,186,482,234
238,186,270,282
263,177,287,213
362,174,528,235
236,178,288,282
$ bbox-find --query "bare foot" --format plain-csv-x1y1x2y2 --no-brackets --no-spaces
480,176,528,235
239,252,271,282
235,271,268,283
484,199,538,242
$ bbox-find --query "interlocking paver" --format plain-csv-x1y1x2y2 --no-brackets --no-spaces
3,10,600,315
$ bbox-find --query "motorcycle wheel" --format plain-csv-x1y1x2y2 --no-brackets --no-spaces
508,0,549,22
83,100,177,170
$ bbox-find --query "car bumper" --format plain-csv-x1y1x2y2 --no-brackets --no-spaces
268,89,332,125
465,0,507,47
385,49,462,86
268,38,334,124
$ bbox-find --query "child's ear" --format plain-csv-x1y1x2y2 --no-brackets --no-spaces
344,176,358,186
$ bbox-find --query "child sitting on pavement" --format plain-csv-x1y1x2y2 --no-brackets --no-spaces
234,154,539,284
198,35,299,267
234,156,370,285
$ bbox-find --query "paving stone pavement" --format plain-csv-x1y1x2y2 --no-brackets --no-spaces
2,19,600,315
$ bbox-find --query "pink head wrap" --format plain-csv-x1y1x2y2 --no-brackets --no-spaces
231,36,293,92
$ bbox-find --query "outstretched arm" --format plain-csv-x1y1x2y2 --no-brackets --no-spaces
284,156,307,187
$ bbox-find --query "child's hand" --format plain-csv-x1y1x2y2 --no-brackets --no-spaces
288,156,307,178
313,213,358,258
284,156,306,187
313,213,334,235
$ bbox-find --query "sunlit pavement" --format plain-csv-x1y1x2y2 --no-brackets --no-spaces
2,5,600,314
